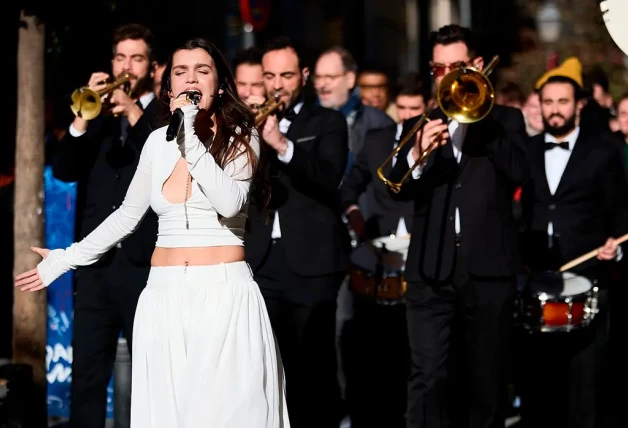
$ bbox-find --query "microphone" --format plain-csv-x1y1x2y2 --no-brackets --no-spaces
166,90,202,141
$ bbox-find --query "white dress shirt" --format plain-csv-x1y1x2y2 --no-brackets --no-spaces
271,101,304,239
544,126,580,240
406,120,467,234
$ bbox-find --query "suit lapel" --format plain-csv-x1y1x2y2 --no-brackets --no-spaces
285,101,312,143
553,132,592,197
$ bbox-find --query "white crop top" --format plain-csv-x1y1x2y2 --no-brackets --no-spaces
37,105,260,287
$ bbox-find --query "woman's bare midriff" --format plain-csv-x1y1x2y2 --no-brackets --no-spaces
151,246,245,266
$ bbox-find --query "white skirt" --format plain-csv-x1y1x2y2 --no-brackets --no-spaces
130,262,290,428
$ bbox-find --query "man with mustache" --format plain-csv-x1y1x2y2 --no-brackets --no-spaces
245,36,349,428
519,57,628,428
53,23,159,428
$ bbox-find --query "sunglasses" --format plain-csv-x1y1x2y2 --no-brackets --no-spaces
429,60,468,78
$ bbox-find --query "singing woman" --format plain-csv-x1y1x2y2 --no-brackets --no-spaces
15,37,288,428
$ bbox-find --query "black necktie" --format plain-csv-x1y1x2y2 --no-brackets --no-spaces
120,101,143,145
545,141,569,151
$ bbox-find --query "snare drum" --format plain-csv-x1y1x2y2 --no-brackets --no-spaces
515,272,599,333
349,234,410,303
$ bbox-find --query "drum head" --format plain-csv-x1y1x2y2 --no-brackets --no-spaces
371,234,411,252
561,272,592,296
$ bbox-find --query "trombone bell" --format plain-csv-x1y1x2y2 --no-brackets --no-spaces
70,73,134,120
437,65,496,124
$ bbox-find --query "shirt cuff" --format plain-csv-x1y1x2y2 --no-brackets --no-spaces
406,149,424,179
616,245,624,262
69,124,86,137
277,140,294,164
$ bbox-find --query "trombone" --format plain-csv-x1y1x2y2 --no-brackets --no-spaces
254,92,284,127
377,56,500,193
70,73,135,120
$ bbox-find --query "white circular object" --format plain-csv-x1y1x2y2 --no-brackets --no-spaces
600,0,628,57
560,272,592,296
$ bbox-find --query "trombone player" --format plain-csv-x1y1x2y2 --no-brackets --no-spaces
53,23,159,428
385,24,528,428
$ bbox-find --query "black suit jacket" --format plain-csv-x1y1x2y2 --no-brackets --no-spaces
53,97,159,267
245,100,349,276
389,105,528,284
340,123,414,238
521,130,628,275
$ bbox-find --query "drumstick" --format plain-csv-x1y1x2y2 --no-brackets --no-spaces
559,233,628,272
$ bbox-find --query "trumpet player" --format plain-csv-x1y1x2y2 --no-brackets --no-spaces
387,24,529,428
52,23,159,428
244,36,349,428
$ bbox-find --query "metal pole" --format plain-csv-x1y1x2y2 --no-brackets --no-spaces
459,0,472,28
405,0,420,72
113,337,132,428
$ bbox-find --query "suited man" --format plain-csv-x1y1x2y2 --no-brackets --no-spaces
518,59,628,428
53,23,159,428
245,36,349,428
338,72,428,428
388,25,528,428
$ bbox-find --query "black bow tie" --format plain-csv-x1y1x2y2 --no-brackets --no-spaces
283,108,298,122
545,141,569,151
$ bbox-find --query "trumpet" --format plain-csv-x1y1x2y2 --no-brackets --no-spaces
254,93,284,127
377,56,500,193
70,73,134,120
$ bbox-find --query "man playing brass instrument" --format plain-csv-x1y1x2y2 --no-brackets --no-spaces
388,24,529,428
53,23,159,428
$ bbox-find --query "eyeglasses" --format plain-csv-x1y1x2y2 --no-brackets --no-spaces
429,61,468,78
313,73,346,84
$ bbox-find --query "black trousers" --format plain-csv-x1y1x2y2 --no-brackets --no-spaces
341,296,410,428
69,249,149,428
516,290,611,428
405,248,515,428
254,238,344,428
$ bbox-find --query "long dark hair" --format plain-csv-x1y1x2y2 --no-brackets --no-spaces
158,38,270,215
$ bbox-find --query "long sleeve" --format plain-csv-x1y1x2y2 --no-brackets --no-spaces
339,142,372,213
37,134,155,287
486,107,529,186
179,105,258,218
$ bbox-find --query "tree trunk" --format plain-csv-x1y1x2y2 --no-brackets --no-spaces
12,10,46,426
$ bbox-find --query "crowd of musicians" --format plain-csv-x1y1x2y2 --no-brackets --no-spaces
4,20,628,428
